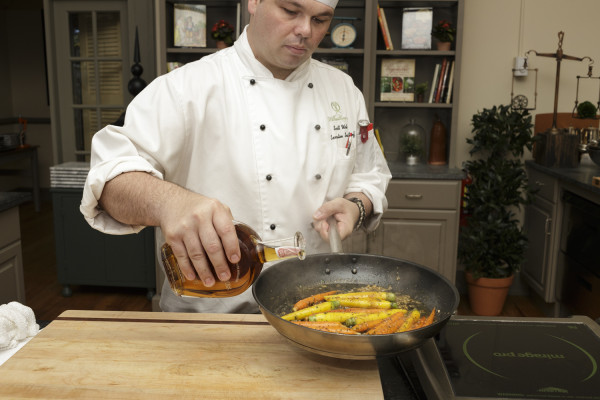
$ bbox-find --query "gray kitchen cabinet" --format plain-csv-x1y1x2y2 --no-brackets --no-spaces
367,179,461,283
522,166,561,303
52,189,156,298
0,206,26,305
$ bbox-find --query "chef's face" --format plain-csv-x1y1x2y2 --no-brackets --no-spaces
247,0,334,79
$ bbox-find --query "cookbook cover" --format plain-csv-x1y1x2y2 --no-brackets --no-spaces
380,58,416,102
401,7,432,49
173,3,207,47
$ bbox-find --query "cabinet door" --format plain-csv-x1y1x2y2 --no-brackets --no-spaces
522,198,555,302
368,209,457,282
0,241,26,304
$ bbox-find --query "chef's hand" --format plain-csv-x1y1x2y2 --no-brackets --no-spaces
312,193,372,242
160,190,240,287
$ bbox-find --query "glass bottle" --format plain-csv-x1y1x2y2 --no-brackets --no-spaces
160,222,305,298
399,118,426,165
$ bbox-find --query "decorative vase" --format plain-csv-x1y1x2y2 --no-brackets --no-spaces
465,272,514,316
399,118,426,165
436,41,451,51
428,117,447,165
216,40,228,49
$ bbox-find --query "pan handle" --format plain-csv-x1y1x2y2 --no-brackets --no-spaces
327,216,344,253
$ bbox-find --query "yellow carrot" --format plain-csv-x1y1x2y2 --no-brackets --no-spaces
337,298,397,309
397,309,421,332
325,291,396,302
344,309,406,327
308,312,363,323
292,290,338,311
328,308,385,314
281,300,340,321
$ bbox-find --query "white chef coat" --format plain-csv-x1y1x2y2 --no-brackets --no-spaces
81,27,391,314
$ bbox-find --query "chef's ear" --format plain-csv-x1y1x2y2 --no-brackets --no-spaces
248,0,259,15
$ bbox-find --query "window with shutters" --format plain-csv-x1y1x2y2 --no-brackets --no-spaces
51,0,129,162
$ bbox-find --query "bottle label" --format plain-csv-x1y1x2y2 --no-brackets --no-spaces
275,246,302,259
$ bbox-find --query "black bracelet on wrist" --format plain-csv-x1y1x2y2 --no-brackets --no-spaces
348,197,366,231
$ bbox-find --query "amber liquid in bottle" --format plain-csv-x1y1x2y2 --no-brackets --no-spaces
161,223,305,298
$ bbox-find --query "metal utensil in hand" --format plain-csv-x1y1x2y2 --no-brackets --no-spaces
327,216,344,253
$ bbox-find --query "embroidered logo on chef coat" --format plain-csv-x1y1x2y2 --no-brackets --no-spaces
328,102,355,155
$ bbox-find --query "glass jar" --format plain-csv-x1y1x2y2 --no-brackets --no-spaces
161,222,305,298
399,119,426,165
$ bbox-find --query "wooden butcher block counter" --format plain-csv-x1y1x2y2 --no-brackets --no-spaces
0,310,383,399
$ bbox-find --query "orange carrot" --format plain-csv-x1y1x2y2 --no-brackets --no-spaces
293,290,338,311
365,312,407,335
352,318,387,333
292,320,359,335
423,308,436,327
412,317,427,330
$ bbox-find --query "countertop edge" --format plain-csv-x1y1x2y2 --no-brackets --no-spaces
0,191,32,213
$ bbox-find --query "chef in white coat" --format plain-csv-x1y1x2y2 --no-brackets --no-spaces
81,0,391,313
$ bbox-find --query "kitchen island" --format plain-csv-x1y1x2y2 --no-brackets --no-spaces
0,311,385,399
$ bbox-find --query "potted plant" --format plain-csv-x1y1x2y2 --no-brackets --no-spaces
458,105,536,316
414,82,428,102
211,19,235,49
576,100,598,119
431,20,456,51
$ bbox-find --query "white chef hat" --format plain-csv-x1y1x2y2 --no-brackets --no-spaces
315,0,338,8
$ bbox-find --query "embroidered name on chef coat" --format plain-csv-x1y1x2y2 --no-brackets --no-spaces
327,102,355,155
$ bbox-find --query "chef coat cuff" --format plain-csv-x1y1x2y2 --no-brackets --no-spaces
80,157,164,235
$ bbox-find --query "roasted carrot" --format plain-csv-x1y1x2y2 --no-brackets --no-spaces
292,320,359,335
345,309,406,327
397,309,421,332
337,298,397,309
412,317,427,330
328,308,385,314
365,311,407,335
423,308,436,327
352,318,387,333
325,291,396,302
308,312,362,323
292,290,338,311
282,300,340,321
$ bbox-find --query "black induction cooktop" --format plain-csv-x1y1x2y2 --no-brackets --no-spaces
409,315,600,400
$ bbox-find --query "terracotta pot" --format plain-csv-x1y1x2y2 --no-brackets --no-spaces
436,41,451,51
465,272,514,316
216,40,228,49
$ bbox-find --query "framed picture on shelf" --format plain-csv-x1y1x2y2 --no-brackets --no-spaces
401,7,433,50
173,3,207,47
380,58,415,102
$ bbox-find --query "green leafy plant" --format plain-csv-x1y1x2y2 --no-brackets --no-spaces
400,134,423,156
415,82,428,96
576,101,598,119
458,105,537,279
431,20,456,43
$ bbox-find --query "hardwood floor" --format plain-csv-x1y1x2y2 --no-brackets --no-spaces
17,198,544,323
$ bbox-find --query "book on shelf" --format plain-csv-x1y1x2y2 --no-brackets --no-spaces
445,60,455,104
435,58,448,103
377,6,394,50
401,7,432,50
428,63,440,103
380,58,415,102
173,3,207,47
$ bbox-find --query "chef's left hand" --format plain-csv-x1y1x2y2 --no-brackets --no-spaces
312,194,372,242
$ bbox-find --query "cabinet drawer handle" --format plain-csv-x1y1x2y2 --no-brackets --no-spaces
544,218,552,235
405,194,423,200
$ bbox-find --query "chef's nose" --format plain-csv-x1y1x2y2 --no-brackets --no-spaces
294,16,312,39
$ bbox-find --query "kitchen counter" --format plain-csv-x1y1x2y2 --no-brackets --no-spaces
0,311,384,399
0,191,31,213
526,156,600,196
387,162,464,180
